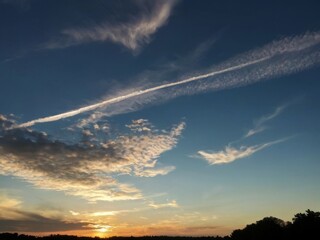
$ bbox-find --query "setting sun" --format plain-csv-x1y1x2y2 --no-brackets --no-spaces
97,226,111,233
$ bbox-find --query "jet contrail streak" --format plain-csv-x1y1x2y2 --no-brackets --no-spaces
14,57,268,129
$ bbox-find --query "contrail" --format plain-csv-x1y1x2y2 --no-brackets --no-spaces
12,32,320,129
14,57,268,129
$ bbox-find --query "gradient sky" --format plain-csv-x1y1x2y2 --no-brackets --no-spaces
1,0,320,237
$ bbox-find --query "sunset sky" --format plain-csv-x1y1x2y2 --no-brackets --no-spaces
0,0,320,237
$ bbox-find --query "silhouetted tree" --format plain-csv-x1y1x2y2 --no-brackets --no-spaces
231,216,286,240
288,209,320,239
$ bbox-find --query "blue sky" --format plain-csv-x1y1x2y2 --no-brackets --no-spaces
0,0,320,237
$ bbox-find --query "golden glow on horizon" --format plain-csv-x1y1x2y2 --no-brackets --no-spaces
21,222,233,238
97,227,109,233
93,225,112,233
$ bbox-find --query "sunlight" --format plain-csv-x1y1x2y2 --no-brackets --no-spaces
98,227,108,233
89,224,112,238
93,225,111,233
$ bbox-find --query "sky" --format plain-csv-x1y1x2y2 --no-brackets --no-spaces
0,0,320,237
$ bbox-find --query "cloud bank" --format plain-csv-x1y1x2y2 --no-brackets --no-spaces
13,32,320,129
45,0,177,51
0,208,88,232
0,116,184,202
0,192,92,233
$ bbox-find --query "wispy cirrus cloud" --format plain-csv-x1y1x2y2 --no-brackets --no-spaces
245,104,290,138
197,139,284,165
44,0,178,52
0,116,184,202
196,102,293,165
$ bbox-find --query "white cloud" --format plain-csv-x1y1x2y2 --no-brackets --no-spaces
75,111,109,130
0,117,184,202
198,139,285,165
149,200,179,209
245,125,267,138
135,166,176,177
90,211,118,217
126,119,153,132
45,0,177,51
69,211,80,216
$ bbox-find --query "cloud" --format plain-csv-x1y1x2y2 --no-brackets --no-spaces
75,111,109,130
107,210,223,236
0,208,89,232
0,194,92,232
197,139,285,165
0,192,21,209
149,200,179,209
0,192,25,222
126,119,153,132
69,211,80,216
245,104,289,138
44,0,177,52
135,166,176,177
196,103,293,165
70,208,138,219
14,32,320,129
0,116,184,202
90,211,119,217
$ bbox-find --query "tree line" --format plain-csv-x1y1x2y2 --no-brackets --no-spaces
0,209,319,240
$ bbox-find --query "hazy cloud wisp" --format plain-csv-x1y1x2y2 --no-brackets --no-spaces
45,0,177,51
245,104,288,138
